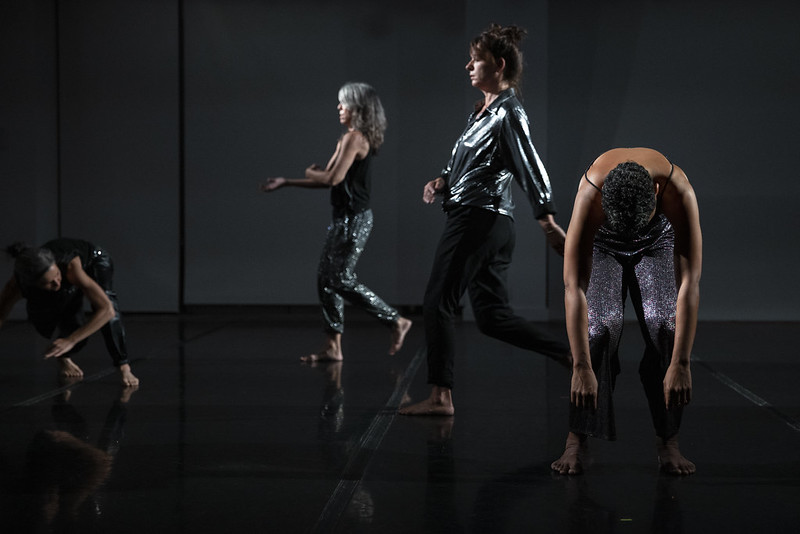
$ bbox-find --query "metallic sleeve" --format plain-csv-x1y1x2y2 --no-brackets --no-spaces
498,104,556,219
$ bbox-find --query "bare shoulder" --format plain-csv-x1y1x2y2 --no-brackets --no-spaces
340,130,370,158
64,256,88,284
662,165,701,233
572,176,605,225
664,164,696,202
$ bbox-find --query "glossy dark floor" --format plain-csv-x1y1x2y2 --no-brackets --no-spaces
1,310,798,533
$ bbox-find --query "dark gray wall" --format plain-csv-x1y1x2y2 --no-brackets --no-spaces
1,0,179,314
1,1,798,320
182,0,551,319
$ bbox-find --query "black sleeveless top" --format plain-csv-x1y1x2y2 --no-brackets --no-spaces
44,238,94,273
22,238,95,308
330,150,373,217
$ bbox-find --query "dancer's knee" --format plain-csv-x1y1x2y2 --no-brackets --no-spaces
473,308,511,338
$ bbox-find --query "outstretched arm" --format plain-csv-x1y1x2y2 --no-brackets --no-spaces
262,131,366,191
662,168,702,408
43,257,115,359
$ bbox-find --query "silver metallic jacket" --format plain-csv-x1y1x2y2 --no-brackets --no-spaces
440,88,556,219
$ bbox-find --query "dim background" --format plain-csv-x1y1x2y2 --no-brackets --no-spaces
2,0,798,321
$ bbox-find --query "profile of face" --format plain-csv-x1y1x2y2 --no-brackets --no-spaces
465,47,502,90
37,264,61,291
337,102,353,128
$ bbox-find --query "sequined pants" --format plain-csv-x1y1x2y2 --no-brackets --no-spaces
424,206,568,389
318,209,399,334
27,247,129,367
569,215,682,440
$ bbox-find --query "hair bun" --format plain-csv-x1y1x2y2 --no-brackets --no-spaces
501,25,527,45
486,23,527,46
6,241,28,259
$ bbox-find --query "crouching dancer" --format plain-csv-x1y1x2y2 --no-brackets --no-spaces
0,238,139,386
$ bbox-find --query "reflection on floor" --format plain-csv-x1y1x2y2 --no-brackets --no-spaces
0,311,798,533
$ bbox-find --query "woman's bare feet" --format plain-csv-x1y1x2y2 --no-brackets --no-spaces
301,334,343,363
657,436,696,475
389,317,412,355
119,364,140,387
57,357,84,379
398,386,454,416
120,384,139,403
551,432,588,475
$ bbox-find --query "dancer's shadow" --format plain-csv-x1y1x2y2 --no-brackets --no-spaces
306,360,376,525
4,384,137,531
411,416,464,534
557,474,684,534
469,462,685,533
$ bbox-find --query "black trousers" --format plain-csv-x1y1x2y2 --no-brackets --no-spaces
423,206,567,389
27,247,129,367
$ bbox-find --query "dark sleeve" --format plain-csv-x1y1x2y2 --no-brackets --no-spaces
499,105,557,219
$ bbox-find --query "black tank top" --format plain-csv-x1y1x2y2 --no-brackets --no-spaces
44,238,94,272
331,150,373,216
22,238,94,304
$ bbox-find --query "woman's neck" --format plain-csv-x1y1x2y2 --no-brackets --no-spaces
478,82,510,114
482,81,510,105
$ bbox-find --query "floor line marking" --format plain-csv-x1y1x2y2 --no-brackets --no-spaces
693,356,800,432
309,347,425,534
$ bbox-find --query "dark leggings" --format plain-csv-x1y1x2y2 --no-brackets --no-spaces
424,206,568,389
27,248,129,367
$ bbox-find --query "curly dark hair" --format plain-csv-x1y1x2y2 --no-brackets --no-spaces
471,23,527,94
6,242,55,288
601,162,656,236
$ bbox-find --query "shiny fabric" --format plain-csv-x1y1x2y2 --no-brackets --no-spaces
569,214,682,440
318,209,399,334
440,88,556,219
26,244,129,367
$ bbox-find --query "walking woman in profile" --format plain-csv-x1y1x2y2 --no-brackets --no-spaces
399,24,568,416
262,82,412,362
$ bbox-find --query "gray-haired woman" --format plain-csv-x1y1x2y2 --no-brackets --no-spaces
262,82,412,362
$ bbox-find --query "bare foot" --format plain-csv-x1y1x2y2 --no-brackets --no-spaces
120,384,139,403
301,333,343,363
119,364,140,387
398,386,454,416
58,374,83,389
301,345,343,363
57,357,84,379
389,317,412,355
551,432,588,475
657,436,696,476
